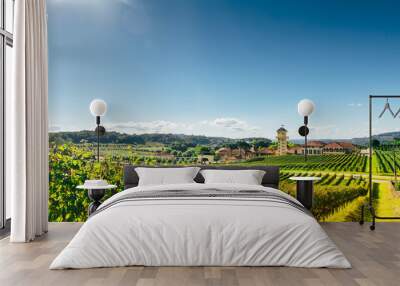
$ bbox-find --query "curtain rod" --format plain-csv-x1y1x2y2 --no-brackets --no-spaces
369,95,400,98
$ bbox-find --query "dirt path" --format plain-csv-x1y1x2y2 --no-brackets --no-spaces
376,181,400,221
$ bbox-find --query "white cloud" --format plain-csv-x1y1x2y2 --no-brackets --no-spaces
107,120,193,134
307,124,369,139
48,123,88,132
348,103,363,107
49,125,61,132
202,118,259,132
103,117,261,138
308,124,339,138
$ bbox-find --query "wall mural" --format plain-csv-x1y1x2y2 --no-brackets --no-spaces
47,0,400,222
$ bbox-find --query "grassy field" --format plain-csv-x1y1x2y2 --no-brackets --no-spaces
376,181,400,221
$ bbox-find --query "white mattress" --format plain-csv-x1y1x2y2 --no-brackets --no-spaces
50,183,351,269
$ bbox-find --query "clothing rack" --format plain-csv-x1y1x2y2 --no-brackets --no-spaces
360,95,400,230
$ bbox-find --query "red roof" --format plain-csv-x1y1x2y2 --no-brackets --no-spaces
323,142,343,149
289,146,303,150
258,147,274,154
307,141,325,148
337,142,355,148
216,148,231,154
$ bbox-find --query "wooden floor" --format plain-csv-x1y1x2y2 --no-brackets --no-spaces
0,223,399,286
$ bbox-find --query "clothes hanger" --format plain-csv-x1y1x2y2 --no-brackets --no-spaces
394,106,400,118
378,98,395,118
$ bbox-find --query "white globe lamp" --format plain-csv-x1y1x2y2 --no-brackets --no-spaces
89,99,107,162
297,99,316,162
298,99,315,117
90,99,107,117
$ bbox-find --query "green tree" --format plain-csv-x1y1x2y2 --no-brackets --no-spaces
237,140,251,151
182,149,196,157
195,145,212,155
372,139,380,148
251,139,271,152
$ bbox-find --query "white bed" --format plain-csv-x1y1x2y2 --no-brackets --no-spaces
50,183,351,269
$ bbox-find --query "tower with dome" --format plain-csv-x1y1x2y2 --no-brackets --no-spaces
276,126,288,155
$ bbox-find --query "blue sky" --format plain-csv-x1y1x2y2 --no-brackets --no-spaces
47,0,400,139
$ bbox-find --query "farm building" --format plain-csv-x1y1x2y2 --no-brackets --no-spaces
323,142,345,154
360,148,374,157
287,145,303,155
215,147,231,159
302,141,325,155
337,142,357,153
275,140,359,156
215,147,255,162
258,147,275,155
297,141,357,155
323,142,357,154
197,155,215,164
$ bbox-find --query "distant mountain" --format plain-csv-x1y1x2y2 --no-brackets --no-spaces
289,138,353,145
51,130,400,147
351,131,400,146
291,131,400,146
49,131,272,147
290,132,400,146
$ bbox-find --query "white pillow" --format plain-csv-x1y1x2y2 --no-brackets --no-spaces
135,167,200,186
200,169,266,185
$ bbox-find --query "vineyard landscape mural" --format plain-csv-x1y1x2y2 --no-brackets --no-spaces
47,0,400,222
49,132,400,222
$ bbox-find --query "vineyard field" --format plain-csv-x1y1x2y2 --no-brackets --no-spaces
74,144,400,176
241,151,400,176
238,154,369,173
374,150,400,175
278,172,368,221
48,144,400,222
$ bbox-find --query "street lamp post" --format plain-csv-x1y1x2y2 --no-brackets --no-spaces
89,99,107,162
297,99,315,162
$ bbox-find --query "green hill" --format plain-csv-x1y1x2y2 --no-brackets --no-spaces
49,131,272,147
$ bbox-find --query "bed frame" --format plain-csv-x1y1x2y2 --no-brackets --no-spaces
123,165,280,190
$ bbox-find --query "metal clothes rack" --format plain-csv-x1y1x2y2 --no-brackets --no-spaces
360,95,400,230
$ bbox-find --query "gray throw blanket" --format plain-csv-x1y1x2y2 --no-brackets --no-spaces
91,188,311,218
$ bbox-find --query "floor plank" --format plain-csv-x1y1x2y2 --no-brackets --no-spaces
0,222,399,286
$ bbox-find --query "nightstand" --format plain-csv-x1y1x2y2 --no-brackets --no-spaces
77,183,117,215
289,177,321,210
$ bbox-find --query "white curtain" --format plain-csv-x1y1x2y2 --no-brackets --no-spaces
9,0,49,242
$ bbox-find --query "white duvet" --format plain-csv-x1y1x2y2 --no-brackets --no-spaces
50,183,351,269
